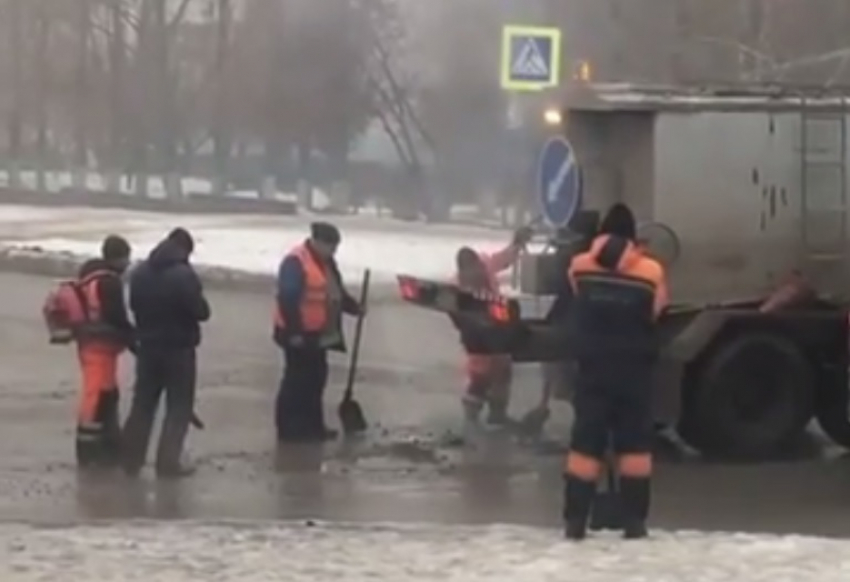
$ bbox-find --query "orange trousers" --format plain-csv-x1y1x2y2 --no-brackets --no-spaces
76,342,122,467
463,354,512,408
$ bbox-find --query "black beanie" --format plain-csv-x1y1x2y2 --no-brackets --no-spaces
167,227,195,253
599,203,637,240
101,234,131,261
310,222,341,245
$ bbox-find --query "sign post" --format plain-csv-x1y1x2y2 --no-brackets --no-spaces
499,23,566,227
536,136,582,228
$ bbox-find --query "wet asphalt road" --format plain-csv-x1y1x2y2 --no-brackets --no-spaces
2,272,850,537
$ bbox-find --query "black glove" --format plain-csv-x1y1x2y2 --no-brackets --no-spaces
512,226,534,247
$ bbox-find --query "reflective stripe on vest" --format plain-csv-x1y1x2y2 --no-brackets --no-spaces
273,245,329,332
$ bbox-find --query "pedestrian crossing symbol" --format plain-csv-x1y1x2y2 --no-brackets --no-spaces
500,25,561,92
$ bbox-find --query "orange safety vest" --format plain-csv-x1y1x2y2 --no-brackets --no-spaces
273,244,330,332
79,270,110,323
77,270,126,342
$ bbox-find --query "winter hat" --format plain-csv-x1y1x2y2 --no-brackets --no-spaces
599,203,637,241
311,222,341,245
101,234,131,260
167,227,195,254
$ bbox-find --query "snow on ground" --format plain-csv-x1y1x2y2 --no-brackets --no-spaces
0,521,847,581
0,205,513,285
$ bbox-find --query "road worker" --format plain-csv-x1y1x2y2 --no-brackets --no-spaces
273,222,364,443
123,228,210,478
454,226,533,427
562,203,669,540
75,235,135,469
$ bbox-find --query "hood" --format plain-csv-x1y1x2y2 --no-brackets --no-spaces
147,238,189,272
589,234,642,271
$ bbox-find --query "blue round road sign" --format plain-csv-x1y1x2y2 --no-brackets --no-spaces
536,136,582,228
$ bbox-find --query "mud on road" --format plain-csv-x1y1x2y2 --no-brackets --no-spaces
1,272,850,537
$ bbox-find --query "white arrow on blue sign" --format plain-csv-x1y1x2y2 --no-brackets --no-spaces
536,136,582,228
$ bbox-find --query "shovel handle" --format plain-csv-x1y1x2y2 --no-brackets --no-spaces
343,269,371,401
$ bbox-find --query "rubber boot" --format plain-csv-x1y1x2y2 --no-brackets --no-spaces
485,401,514,429
563,475,597,541
619,476,651,539
462,395,484,424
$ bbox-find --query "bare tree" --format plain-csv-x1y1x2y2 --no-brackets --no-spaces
71,0,92,191
34,0,52,192
211,0,232,197
6,0,25,188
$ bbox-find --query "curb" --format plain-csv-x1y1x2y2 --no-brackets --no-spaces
0,246,403,303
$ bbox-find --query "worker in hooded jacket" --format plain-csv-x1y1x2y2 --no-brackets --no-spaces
562,203,669,541
454,226,533,427
273,222,364,443
75,235,135,469
122,228,211,478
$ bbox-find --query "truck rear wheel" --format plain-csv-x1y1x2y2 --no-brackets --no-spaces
690,332,814,459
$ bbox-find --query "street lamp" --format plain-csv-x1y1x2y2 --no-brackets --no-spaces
543,107,563,127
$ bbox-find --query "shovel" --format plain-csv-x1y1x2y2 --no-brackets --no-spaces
589,450,624,531
516,375,553,440
190,412,205,430
338,269,371,436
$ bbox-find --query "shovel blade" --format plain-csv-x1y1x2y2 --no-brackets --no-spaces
338,399,367,435
589,491,624,531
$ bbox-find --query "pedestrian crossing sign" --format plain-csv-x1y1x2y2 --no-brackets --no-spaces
500,25,561,92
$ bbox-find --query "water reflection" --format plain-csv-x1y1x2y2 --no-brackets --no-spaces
75,469,193,519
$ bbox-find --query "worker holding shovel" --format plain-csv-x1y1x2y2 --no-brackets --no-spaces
273,222,365,443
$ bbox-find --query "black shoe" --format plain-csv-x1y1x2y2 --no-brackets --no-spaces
623,522,648,540
565,521,587,541
156,464,197,479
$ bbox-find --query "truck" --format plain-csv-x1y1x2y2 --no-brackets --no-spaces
401,83,850,460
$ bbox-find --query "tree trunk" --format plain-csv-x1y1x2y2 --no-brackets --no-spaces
35,0,51,193
154,0,180,199
296,141,313,210
212,0,232,197
7,0,24,189
107,0,127,193
73,0,91,192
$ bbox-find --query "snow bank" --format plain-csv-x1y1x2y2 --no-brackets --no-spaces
0,521,846,581
0,204,516,293
3,229,499,286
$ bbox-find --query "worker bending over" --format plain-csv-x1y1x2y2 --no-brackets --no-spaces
454,226,533,427
562,203,668,540
75,235,135,469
